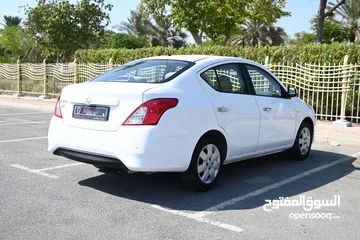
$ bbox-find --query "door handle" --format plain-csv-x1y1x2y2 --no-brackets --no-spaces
263,107,272,112
217,107,229,113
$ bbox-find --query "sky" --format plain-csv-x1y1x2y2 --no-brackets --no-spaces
0,0,320,41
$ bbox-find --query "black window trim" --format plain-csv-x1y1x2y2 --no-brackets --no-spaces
199,62,252,95
240,63,290,99
213,67,222,92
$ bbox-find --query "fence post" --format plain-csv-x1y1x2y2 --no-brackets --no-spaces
43,59,47,96
13,59,24,97
340,55,349,121
264,56,269,68
333,55,352,127
108,57,113,70
74,58,78,84
39,59,50,99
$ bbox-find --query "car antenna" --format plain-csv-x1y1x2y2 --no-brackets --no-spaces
165,46,172,56
165,39,172,56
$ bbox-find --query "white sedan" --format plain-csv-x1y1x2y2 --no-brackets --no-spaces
48,55,315,191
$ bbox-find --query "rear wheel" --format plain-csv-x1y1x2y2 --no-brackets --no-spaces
181,138,224,191
289,121,313,161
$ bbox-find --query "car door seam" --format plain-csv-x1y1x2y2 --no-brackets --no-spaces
253,96,262,153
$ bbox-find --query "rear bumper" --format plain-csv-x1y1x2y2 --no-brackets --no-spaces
53,148,128,169
48,116,198,172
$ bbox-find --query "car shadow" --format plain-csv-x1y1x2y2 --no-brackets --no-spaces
78,149,358,212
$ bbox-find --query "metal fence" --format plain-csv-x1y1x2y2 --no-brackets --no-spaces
0,56,359,122
0,60,114,96
264,56,359,123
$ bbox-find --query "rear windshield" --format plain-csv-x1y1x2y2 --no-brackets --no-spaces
91,60,195,83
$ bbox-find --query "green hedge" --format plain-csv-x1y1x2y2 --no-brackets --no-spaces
74,43,360,64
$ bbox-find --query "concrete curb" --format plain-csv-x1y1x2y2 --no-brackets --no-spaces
0,95,56,111
316,135,360,147
316,121,360,147
0,102,55,111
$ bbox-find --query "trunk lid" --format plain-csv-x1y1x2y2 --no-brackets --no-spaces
60,82,159,131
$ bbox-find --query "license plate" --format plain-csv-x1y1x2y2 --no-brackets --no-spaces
72,105,109,121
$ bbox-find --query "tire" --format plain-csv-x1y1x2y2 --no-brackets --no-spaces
94,165,119,173
181,137,224,191
289,121,313,161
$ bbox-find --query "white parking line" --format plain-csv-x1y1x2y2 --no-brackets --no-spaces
11,162,85,178
151,205,244,233
35,162,85,172
0,112,52,116
0,121,50,126
0,136,47,143
11,164,59,179
193,151,360,219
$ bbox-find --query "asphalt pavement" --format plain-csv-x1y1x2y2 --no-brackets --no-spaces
0,103,359,240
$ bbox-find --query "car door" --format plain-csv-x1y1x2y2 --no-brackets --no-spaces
198,63,261,159
242,64,297,151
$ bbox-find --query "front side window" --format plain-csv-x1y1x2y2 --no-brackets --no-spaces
246,65,283,98
200,64,248,94
92,60,194,83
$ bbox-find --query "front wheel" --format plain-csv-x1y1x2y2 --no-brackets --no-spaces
289,121,313,161
181,138,224,191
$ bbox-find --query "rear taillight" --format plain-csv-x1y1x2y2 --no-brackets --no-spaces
54,97,62,118
123,98,178,125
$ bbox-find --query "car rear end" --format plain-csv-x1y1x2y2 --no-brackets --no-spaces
48,58,201,172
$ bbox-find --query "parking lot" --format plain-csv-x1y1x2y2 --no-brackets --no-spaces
1,104,360,240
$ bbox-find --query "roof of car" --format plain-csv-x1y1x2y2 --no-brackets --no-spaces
145,55,246,62
143,54,264,72
144,55,210,62
144,55,286,89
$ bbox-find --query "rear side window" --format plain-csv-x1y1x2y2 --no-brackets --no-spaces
92,60,194,83
200,64,248,94
215,64,247,94
200,69,221,91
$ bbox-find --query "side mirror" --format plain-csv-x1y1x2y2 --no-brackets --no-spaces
288,86,298,98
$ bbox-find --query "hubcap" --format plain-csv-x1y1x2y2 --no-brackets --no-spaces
299,127,311,155
197,144,221,184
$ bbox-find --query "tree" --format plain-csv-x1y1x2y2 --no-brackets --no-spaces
149,14,187,48
140,0,290,45
316,0,346,43
114,10,152,36
23,0,112,62
311,16,351,43
288,32,317,45
1,15,22,27
290,16,351,45
102,31,149,49
328,0,360,42
226,21,287,47
116,10,187,48
0,26,33,58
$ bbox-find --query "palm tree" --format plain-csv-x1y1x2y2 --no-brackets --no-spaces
114,10,152,36
328,0,360,42
226,20,287,47
2,15,22,27
114,10,187,48
149,15,187,48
